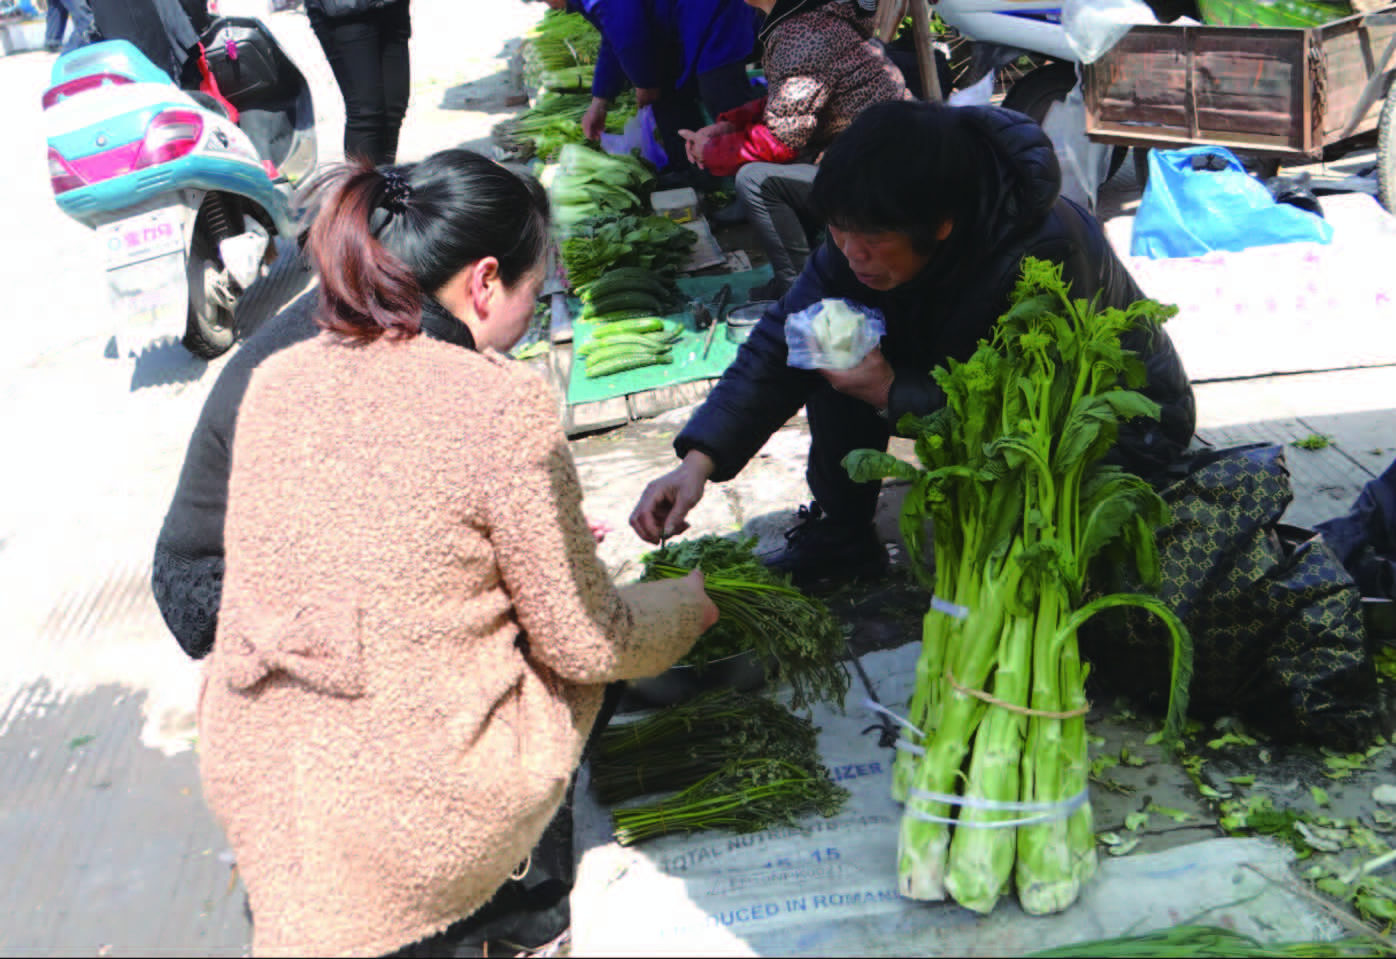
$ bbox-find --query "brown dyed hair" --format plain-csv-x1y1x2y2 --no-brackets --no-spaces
298,151,551,342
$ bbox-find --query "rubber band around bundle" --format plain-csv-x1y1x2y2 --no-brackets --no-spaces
931,595,970,620
862,698,925,739
945,668,1090,719
903,785,1090,829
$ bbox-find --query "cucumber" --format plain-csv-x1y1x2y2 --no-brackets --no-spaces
591,318,664,337
581,308,653,323
582,268,671,303
587,291,665,316
586,351,674,378
579,333,673,356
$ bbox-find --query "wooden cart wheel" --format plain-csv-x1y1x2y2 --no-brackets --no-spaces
1002,62,1129,183
1379,92,1396,214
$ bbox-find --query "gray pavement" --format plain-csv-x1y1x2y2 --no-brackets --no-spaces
0,7,1394,957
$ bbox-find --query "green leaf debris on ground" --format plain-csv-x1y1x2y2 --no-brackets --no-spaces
66,735,96,749
1293,433,1334,450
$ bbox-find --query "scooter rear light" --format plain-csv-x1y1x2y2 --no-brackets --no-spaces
48,147,85,195
41,73,134,110
133,110,204,170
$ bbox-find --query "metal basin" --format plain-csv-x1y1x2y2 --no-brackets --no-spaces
619,649,769,713
725,300,772,345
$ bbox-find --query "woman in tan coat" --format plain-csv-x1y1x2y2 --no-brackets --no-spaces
196,150,718,957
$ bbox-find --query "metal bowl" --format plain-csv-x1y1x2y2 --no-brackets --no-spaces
725,300,773,345
618,649,769,713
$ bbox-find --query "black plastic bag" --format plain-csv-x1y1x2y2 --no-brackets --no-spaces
1081,443,1379,748
1315,456,1396,601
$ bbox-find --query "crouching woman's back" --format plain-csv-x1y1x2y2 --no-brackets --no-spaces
196,150,717,958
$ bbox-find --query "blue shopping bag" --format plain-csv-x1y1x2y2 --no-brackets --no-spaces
1131,147,1334,259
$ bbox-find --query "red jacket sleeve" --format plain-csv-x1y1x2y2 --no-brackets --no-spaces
716,97,768,132
702,124,801,177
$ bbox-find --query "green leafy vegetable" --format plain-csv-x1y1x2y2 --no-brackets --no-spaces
610,758,848,846
642,535,849,711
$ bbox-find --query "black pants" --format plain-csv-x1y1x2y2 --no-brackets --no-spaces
308,0,411,166
379,682,626,958
806,383,892,527
650,61,755,175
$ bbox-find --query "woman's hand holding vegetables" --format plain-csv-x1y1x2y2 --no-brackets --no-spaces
820,347,894,411
684,569,721,632
630,451,715,544
582,98,610,140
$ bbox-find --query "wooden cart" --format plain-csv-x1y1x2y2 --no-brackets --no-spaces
1082,6,1396,209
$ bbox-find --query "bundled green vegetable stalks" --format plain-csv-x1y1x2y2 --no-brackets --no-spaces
845,257,1193,916
591,688,820,805
1027,923,1387,958
564,217,696,292
546,144,655,229
642,535,849,711
522,8,601,91
611,757,848,846
579,316,681,378
492,92,636,162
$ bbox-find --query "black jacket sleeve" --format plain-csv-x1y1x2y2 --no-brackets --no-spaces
152,293,320,658
674,245,837,481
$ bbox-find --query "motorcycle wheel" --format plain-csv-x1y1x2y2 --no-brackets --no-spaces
1002,61,1129,184
184,221,237,360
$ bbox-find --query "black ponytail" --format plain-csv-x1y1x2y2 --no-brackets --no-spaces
300,151,551,343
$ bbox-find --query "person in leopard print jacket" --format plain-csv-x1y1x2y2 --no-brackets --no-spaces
683,0,912,298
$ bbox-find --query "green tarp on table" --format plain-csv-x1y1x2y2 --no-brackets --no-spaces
565,267,773,407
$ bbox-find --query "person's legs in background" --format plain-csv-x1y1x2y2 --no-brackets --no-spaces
735,162,819,300
376,0,412,165
45,0,70,53
59,0,95,53
308,7,391,165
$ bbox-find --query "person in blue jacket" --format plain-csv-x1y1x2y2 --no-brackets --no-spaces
543,0,757,178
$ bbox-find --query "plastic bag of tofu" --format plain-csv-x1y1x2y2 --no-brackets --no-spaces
784,298,887,371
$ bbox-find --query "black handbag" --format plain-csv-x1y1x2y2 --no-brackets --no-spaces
317,0,401,16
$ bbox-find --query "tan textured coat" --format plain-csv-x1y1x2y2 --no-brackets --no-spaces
197,333,705,957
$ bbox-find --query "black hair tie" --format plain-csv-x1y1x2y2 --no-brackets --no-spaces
382,170,414,214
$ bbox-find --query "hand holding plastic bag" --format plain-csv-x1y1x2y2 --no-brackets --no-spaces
785,298,887,371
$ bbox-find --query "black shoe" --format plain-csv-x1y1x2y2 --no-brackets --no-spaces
710,197,747,227
763,502,888,589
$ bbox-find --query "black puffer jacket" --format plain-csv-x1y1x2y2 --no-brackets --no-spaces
676,106,1196,483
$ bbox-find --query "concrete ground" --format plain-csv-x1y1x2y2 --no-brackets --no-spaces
0,8,1394,957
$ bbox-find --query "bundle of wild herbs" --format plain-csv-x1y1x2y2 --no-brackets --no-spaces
1026,923,1388,957
642,535,849,711
591,688,820,805
611,757,849,846
845,257,1193,916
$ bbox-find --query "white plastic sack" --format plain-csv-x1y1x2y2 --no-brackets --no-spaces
945,69,995,109
785,299,887,371
1040,78,1112,212
1062,0,1157,64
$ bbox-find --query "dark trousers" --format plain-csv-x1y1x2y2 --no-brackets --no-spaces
378,682,626,958
308,0,411,166
806,383,891,527
45,0,68,48
651,60,754,174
